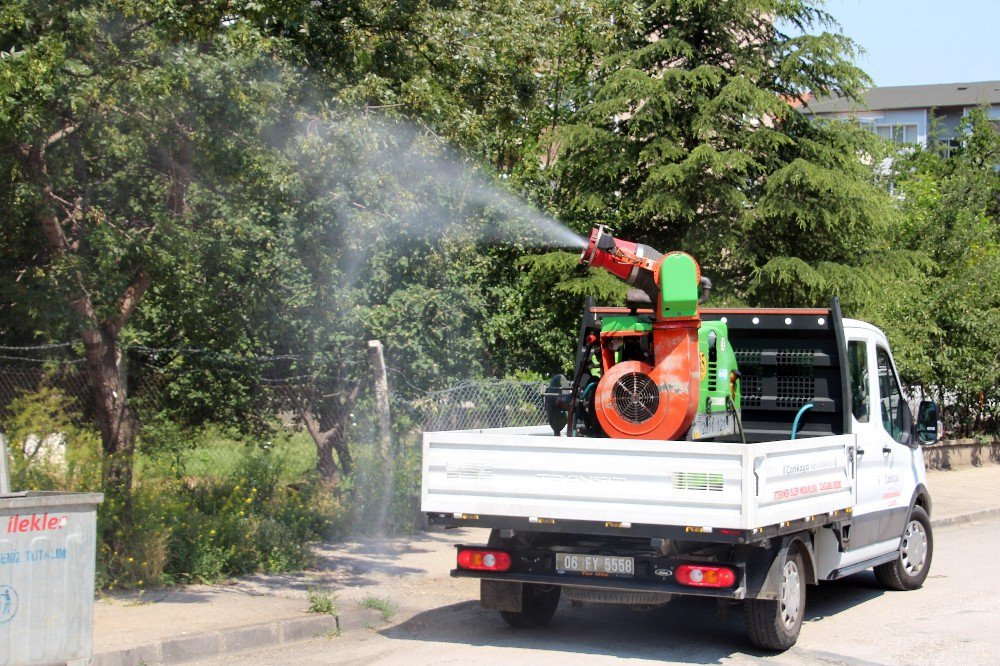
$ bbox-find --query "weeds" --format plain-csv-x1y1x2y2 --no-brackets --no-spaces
6,388,345,588
359,594,396,622
307,589,338,617
4,386,418,593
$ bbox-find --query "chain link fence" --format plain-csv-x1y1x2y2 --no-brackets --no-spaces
400,379,546,432
0,346,547,430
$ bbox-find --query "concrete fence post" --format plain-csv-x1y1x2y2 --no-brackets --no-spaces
367,340,392,462
367,340,394,532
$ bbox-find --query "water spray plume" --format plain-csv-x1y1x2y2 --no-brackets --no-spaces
298,115,586,254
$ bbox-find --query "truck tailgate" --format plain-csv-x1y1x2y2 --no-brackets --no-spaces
421,426,857,531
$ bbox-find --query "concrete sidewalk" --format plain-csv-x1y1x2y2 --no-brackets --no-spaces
91,465,1000,665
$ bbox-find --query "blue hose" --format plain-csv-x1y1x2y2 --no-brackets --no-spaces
791,402,814,440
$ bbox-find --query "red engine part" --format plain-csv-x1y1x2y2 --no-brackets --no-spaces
593,323,701,440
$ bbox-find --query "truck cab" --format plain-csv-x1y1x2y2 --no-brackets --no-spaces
824,319,931,580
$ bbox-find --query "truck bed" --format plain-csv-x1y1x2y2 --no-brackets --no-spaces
422,426,857,534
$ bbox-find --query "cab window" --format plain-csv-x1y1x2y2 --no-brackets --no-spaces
847,341,869,423
877,347,906,443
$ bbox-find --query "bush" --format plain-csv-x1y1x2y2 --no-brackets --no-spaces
3,390,347,588
2,386,102,492
149,444,348,585
347,435,424,536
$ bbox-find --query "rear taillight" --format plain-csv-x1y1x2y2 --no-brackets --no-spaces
675,564,736,588
457,548,512,572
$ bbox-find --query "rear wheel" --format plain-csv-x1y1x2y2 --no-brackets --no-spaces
744,546,806,651
874,505,932,591
500,584,561,628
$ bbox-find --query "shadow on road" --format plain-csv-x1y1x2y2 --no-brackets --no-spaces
386,596,748,663
382,575,886,663
222,531,473,594
805,571,885,622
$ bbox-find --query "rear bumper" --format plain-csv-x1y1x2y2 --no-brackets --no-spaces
451,545,748,601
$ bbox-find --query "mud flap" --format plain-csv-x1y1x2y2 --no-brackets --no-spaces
481,580,523,611
741,536,818,600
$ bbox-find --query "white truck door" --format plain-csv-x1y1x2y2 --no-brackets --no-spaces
872,343,919,541
846,336,889,550
815,334,888,578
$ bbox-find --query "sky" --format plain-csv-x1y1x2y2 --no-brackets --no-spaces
814,0,1000,87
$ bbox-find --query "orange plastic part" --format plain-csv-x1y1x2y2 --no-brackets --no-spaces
594,322,701,440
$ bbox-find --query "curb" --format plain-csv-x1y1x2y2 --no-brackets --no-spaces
931,507,1000,528
91,607,385,666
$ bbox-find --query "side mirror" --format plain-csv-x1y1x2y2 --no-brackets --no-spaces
915,400,940,444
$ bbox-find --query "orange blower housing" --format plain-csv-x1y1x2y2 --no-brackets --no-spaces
580,226,703,440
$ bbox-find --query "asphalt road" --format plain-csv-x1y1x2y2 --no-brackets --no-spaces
191,518,1000,665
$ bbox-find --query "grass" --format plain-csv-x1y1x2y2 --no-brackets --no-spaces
359,594,396,622
180,430,315,481
135,426,316,482
307,589,339,616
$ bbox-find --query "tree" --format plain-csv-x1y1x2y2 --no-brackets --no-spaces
215,0,600,481
890,109,1000,435
0,1,296,514
551,0,877,296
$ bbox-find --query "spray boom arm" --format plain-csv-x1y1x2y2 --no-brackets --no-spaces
580,225,704,319
580,225,659,276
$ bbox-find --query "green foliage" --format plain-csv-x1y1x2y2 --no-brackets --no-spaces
359,594,396,622
482,251,622,377
307,589,339,617
2,392,345,589
154,445,345,584
497,0,898,375
0,412,348,589
347,435,400,535
2,386,102,491
548,0,887,305
887,109,1000,435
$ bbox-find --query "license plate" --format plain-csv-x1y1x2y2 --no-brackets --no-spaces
556,553,635,576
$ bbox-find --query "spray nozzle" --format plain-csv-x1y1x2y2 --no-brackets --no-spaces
580,225,615,268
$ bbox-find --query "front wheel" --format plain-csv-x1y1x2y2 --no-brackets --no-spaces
874,505,933,591
500,584,560,628
744,546,806,651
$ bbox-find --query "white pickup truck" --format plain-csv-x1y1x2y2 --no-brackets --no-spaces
422,303,939,650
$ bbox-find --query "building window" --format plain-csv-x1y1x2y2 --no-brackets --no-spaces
937,138,961,159
857,118,877,132
875,124,918,144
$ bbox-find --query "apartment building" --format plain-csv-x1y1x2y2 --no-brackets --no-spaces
802,80,1000,153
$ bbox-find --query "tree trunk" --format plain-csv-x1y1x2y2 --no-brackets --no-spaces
314,428,353,488
17,137,149,520
314,433,342,488
296,393,356,489
82,325,140,512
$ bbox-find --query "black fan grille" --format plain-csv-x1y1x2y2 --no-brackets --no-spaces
612,372,660,424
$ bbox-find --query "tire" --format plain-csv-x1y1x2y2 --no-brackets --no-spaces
744,546,806,651
500,584,561,628
874,505,933,591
